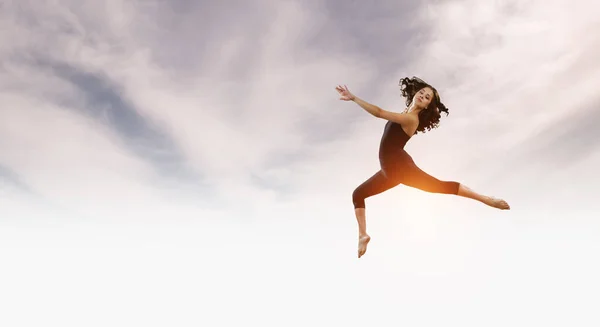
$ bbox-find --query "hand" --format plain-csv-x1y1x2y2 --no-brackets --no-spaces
335,84,355,101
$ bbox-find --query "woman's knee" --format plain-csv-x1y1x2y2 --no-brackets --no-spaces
352,188,366,208
445,181,460,194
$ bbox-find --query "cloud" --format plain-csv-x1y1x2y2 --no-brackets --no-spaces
32,58,201,182
0,1,220,214
0,163,32,193
2,0,598,217
0,0,445,215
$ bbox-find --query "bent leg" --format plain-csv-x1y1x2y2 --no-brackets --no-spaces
352,169,402,258
352,169,401,236
352,170,401,209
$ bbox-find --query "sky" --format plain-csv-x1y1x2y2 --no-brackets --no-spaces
1,0,599,326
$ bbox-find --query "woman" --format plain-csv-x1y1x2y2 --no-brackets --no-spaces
336,77,510,258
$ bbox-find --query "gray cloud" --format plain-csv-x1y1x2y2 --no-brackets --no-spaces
2,0,598,215
6,56,211,200
0,163,68,214
0,164,32,194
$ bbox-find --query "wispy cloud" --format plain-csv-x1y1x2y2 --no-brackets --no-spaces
32,58,199,181
0,163,32,194
1,0,597,218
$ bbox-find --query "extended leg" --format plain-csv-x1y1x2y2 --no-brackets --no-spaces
400,158,461,195
352,170,401,258
401,160,509,210
457,184,510,210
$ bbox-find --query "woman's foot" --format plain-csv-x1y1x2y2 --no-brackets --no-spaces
358,234,371,258
484,196,510,210
457,184,510,210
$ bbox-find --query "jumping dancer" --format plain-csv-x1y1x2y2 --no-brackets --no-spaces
336,77,510,258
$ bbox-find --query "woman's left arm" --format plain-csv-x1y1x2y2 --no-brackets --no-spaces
352,96,382,117
352,96,417,128
336,84,417,129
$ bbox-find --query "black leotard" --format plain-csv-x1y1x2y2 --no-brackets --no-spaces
379,120,411,160
352,120,459,209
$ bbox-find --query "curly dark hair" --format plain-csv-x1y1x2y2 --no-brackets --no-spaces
398,76,449,134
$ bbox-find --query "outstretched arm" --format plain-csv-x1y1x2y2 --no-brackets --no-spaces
336,85,417,129
352,96,382,117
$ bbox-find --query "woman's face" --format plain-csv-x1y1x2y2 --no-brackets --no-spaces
414,87,434,109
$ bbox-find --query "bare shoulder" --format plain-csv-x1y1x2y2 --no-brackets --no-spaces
401,113,419,136
377,109,418,133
